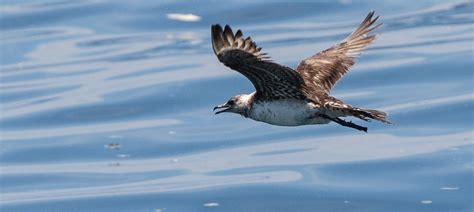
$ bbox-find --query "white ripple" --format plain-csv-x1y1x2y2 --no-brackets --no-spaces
166,13,201,22
0,0,104,14
380,93,473,113
440,186,459,191
0,131,471,204
203,202,219,207
0,27,231,120
0,171,301,204
420,200,433,204
1,118,180,141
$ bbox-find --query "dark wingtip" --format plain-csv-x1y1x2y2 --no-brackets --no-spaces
235,29,243,38
223,25,234,43
211,24,222,34
211,24,225,55
224,24,232,32
211,23,268,62
211,24,223,37
211,24,222,32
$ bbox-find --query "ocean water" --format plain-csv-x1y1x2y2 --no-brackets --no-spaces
0,0,473,211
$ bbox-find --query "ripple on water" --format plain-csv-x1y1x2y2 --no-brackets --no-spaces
0,0,473,211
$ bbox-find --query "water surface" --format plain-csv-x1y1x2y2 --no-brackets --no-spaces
1,0,473,211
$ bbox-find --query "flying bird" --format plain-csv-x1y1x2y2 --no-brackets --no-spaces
212,11,390,132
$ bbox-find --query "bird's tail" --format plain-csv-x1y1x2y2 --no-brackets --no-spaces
352,107,391,124
323,98,391,124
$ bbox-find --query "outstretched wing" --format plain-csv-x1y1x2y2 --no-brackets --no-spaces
296,11,381,94
212,24,306,100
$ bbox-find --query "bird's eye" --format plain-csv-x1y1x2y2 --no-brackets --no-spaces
228,100,235,105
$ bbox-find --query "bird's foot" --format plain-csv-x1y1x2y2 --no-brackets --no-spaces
320,114,368,132
342,119,368,132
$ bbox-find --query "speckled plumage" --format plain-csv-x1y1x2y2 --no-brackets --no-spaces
212,11,391,132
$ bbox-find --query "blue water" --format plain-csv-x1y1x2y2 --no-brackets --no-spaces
1,0,473,211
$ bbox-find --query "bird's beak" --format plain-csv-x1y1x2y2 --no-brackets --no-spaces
213,103,231,114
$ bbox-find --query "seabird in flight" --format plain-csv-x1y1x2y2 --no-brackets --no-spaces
212,11,390,132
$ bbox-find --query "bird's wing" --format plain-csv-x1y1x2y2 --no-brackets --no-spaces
212,24,306,100
296,11,381,94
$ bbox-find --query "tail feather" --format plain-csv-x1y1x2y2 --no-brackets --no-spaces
354,108,391,124
323,99,391,124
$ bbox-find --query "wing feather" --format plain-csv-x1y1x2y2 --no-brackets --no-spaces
296,11,382,93
212,24,306,100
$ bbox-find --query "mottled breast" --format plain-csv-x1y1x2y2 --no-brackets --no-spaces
249,100,327,126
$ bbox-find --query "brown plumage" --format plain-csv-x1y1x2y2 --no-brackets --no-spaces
211,25,307,100
212,11,391,132
296,11,382,93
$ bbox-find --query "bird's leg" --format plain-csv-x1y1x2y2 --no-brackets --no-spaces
320,114,368,132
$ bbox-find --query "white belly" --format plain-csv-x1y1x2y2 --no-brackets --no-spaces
249,100,329,126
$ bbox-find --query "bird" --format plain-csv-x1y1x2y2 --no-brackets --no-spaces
211,11,390,132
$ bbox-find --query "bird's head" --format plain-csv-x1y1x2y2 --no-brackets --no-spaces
213,94,252,117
